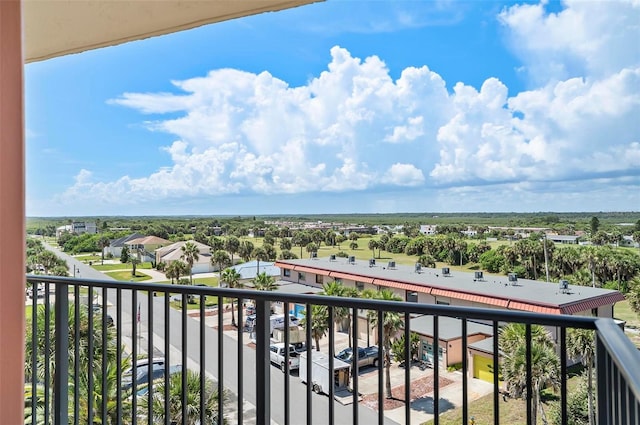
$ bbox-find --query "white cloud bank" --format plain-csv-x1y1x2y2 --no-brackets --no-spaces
59,0,640,213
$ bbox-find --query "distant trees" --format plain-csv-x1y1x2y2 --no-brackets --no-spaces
590,217,600,235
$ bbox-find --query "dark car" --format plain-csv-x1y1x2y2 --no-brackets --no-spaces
92,304,114,327
122,358,181,394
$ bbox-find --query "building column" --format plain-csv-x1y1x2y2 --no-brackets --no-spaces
0,1,26,422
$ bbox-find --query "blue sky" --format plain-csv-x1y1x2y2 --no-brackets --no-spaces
25,0,640,217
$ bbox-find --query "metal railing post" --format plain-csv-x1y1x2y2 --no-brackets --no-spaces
54,282,69,425
255,298,271,423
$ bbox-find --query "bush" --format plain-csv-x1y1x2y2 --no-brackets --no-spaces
336,251,349,258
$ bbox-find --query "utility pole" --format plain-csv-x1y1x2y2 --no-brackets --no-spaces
543,234,550,283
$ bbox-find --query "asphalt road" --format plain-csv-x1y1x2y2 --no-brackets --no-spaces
43,242,397,424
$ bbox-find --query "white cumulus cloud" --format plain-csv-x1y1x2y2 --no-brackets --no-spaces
59,0,640,211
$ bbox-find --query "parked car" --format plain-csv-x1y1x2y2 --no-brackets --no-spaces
26,284,45,299
269,343,300,372
92,304,114,327
122,357,181,393
336,346,380,368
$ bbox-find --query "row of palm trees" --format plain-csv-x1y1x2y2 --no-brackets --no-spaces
299,281,403,399
25,302,227,424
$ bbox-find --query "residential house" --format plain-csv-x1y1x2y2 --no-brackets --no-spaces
104,232,144,258
55,221,97,238
419,224,437,235
546,234,581,244
155,240,213,273
125,235,172,263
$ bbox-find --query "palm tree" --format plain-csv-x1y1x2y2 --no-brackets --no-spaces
165,260,188,284
568,329,596,425
238,240,254,262
628,276,640,315
25,303,130,424
212,249,231,274
305,242,318,258
180,241,200,286
253,272,277,291
369,289,403,398
98,236,111,265
141,369,228,425
301,305,329,352
500,323,559,425
321,280,347,344
252,246,269,276
224,236,240,266
220,268,243,327
368,239,379,259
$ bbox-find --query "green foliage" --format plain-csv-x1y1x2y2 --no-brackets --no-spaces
120,245,129,264
479,249,504,273
390,332,420,363
550,372,592,425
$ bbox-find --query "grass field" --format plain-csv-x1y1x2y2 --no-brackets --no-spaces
153,276,220,287
422,369,584,425
74,254,102,262
615,299,640,348
105,270,152,282
92,262,152,271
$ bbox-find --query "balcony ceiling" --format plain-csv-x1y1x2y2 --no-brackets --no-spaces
24,0,320,63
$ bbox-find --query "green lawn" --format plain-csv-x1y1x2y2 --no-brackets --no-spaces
74,254,102,262
105,270,152,282
422,392,527,425
422,371,583,425
170,295,219,310
615,299,640,348
154,276,220,287
92,262,152,271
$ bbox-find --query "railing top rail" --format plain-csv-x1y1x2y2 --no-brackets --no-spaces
595,318,640,401
27,274,598,329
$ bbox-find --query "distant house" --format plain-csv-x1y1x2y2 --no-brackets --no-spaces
620,235,640,248
227,260,280,287
419,224,437,235
104,232,144,258
126,236,172,263
155,240,213,273
55,221,97,238
547,234,581,244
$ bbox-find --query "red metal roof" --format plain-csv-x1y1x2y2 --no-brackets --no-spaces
507,301,560,315
373,279,427,293
330,271,374,284
560,292,626,315
431,288,510,308
294,265,331,275
274,261,626,316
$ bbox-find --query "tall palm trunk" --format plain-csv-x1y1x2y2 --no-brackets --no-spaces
587,362,595,425
384,348,392,398
231,300,236,327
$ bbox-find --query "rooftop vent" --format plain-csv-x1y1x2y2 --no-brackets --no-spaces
442,267,450,276
388,261,396,269
559,279,570,293
348,256,356,264
508,273,518,284
415,263,422,273
474,271,484,280
369,258,376,267
329,254,336,261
